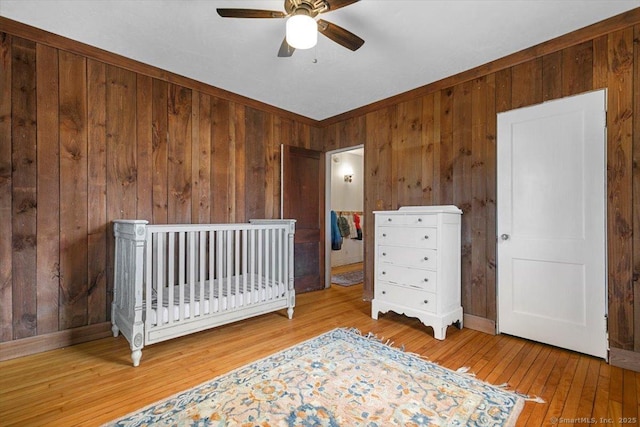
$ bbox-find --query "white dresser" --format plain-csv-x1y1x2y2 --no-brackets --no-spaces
372,206,463,339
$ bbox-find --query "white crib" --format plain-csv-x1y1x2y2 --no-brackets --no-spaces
111,219,296,366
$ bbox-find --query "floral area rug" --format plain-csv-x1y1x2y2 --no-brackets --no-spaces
330,270,364,286
104,328,525,426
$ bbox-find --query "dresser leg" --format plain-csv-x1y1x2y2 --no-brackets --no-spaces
433,325,447,340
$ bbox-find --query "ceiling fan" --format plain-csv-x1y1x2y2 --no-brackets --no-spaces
217,0,364,57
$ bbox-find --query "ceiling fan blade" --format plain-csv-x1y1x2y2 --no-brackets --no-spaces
217,9,286,18
317,19,364,51
277,37,295,57
324,0,360,12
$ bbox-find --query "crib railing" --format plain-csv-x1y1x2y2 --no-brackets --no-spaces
112,219,295,366
144,222,292,325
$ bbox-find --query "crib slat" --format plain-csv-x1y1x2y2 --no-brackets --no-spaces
216,230,223,312
234,229,240,308
242,228,248,305
257,229,263,303
188,231,195,318
250,228,256,304
146,234,154,329
226,230,232,309
265,229,270,302
178,232,185,321
271,228,276,300
155,233,164,326
208,230,215,313
199,230,206,317
167,232,175,325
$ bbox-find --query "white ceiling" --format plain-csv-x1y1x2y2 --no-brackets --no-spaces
1,0,638,121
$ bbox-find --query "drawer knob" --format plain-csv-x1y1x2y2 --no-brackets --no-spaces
424,278,429,282
382,271,386,275
387,218,392,222
423,300,429,304
382,291,386,295
423,257,429,261
382,253,387,256
382,233,386,237
424,235,429,239
418,218,422,222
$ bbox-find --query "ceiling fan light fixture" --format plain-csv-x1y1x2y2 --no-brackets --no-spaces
286,14,317,49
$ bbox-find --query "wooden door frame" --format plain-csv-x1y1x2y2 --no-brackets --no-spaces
324,144,365,289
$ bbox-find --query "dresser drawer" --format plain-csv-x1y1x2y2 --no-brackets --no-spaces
377,214,437,227
376,283,436,313
377,265,436,292
377,227,437,248
379,246,437,269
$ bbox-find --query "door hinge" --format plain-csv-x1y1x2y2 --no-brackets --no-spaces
604,314,608,333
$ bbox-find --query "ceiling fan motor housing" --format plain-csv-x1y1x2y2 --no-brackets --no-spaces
285,0,330,17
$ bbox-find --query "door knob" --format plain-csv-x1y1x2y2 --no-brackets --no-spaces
500,234,510,240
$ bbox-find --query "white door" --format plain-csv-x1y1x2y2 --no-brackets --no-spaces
497,89,607,359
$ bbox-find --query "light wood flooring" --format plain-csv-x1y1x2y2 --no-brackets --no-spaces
1,263,638,426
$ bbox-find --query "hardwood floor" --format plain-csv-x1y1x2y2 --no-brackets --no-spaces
1,269,638,426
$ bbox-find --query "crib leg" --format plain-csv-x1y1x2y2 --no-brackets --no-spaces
131,349,142,367
287,306,294,319
112,323,119,337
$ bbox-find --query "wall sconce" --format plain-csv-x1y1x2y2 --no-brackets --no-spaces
342,164,354,183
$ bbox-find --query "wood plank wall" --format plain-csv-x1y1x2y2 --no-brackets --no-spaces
1,10,639,366
317,14,640,359
0,22,318,349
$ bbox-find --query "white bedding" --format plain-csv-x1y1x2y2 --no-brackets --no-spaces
146,274,287,325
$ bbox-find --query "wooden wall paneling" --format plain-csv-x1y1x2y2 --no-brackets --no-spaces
495,68,513,114
87,59,107,325
562,40,594,97
11,37,37,339
265,113,279,219
0,18,317,128
136,75,153,222
420,93,436,206
58,50,88,330
364,107,393,298
633,24,640,353
452,81,474,315
105,65,137,310
296,121,312,150
232,103,245,223
190,92,201,223
196,93,212,224
211,97,230,223
484,73,498,322
363,112,378,301
606,28,634,350
36,44,60,334
323,123,338,153
167,84,192,224
439,88,454,205
245,107,266,220
394,98,423,207
592,36,609,91
511,57,543,109
0,32,12,341
151,79,168,225
542,51,563,101
470,77,488,318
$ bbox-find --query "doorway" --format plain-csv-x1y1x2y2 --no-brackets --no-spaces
496,89,607,359
324,146,364,289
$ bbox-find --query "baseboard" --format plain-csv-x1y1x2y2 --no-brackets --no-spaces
463,314,496,335
0,322,112,362
609,347,640,372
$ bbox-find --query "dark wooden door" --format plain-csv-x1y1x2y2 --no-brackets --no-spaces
282,145,324,293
